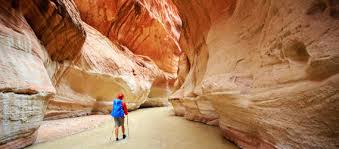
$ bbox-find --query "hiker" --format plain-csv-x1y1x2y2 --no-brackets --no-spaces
111,93,128,141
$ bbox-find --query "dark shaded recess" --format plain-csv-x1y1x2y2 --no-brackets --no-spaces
283,40,310,63
38,0,49,12
134,2,141,15
306,0,327,15
328,0,339,19
306,0,339,19
11,0,19,8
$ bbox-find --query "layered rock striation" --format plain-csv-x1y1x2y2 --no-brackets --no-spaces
19,0,86,61
74,0,181,74
1,0,338,148
45,23,163,119
170,0,339,148
0,0,72,148
0,0,170,148
0,0,88,147
74,0,183,106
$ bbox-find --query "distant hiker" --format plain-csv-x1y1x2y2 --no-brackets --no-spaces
111,93,128,141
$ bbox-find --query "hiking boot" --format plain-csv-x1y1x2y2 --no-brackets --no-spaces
123,134,126,139
116,138,119,141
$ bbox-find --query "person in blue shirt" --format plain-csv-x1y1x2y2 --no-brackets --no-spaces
111,93,128,141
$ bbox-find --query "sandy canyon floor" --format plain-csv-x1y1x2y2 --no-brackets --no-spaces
27,107,238,149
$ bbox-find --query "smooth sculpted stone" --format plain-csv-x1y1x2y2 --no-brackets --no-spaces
0,1,55,148
140,75,174,108
45,23,163,119
74,0,181,75
171,0,339,148
74,0,182,107
19,0,86,61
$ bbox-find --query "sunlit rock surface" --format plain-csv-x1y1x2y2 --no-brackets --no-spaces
74,0,183,106
46,23,163,119
170,0,339,148
74,0,181,74
0,1,55,148
0,0,163,147
1,0,338,148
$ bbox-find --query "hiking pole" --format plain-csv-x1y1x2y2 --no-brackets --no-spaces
127,115,130,138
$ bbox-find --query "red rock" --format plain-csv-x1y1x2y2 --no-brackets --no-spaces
74,0,182,107
19,0,86,61
74,0,181,75
45,23,164,119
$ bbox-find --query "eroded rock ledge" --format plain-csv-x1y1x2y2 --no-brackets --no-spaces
74,0,183,106
45,23,164,119
74,0,181,75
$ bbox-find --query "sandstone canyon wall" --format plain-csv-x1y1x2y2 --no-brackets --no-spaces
1,0,339,148
74,0,182,107
170,0,339,148
0,0,177,148
0,0,84,148
0,0,85,148
45,23,163,119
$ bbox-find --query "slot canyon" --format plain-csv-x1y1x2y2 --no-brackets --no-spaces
0,0,338,149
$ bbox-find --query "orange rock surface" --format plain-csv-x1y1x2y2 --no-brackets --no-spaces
19,0,86,61
74,0,181,75
74,0,182,106
0,0,166,147
45,23,163,119
170,0,339,148
1,0,339,148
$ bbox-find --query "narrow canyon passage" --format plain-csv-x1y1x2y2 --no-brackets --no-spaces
27,108,238,149
1,0,338,148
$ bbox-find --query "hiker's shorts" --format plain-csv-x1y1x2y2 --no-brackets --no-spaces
114,117,125,127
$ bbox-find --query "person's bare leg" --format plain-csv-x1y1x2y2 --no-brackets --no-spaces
115,126,119,140
122,126,126,139
122,126,125,135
